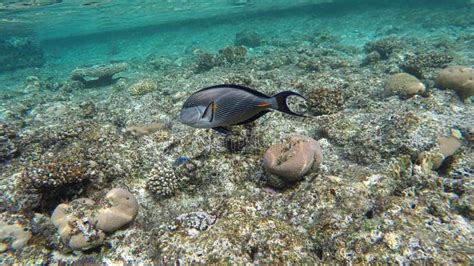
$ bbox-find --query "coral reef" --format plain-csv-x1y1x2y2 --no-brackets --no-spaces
175,211,217,231
361,51,381,66
21,157,91,190
263,136,323,187
147,55,175,71
193,46,247,73
0,121,18,162
217,46,247,64
146,161,189,198
71,63,129,88
51,188,138,250
0,216,32,251
160,197,317,264
364,37,405,60
307,87,344,115
436,66,474,100
418,133,462,171
51,198,105,251
400,52,453,79
194,51,217,73
128,78,159,96
92,188,139,232
11,121,143,211
385,73,426,98
234,30,262,47
0,3,473,264
0,37,44,71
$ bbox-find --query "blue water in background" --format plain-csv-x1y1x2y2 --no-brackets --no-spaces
1,0,472,80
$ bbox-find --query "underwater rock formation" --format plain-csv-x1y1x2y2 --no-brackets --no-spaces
263,136,323,187
385,73,426,98
0,37,45,71
436,66,474,101
71,62,129,88
51,188,138,250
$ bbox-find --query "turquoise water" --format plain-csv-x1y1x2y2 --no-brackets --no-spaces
1,0,472,78
0,0,473,264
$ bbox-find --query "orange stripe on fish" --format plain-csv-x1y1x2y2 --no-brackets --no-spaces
256,102,271,107
212,102,217,113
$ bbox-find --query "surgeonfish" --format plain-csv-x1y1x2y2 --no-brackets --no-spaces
179,84,306,134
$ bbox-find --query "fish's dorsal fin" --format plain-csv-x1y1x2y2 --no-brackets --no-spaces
202,102,216,122
234,110,271,125
196,84,271,99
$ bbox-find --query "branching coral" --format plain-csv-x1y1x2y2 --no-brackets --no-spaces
146,161,189,198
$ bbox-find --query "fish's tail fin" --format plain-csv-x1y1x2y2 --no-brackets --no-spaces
272,91,307,117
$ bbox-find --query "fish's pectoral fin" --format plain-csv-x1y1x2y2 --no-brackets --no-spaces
202,102,216,122
235,110,271,125
212,126,232,135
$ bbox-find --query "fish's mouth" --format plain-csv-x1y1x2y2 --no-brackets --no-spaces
179,106,202,126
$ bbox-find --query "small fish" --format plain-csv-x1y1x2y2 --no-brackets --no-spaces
179,84,306,134
174,156,190,166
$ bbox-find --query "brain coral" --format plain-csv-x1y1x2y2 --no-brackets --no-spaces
263,135,323,187
91,188,139,232
51,188,138,250
436,66,474,100
385,73,426,98
51,198,106,251
0,217,32,251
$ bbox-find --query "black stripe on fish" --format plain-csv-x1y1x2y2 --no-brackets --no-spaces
195,84,271,99
202,102,215,122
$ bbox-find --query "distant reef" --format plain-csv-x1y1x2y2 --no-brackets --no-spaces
0,37,45,72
